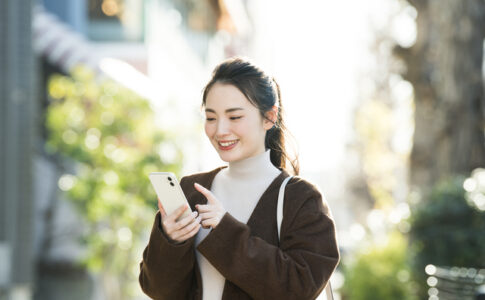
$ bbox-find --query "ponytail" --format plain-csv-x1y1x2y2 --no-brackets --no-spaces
265,78,299,175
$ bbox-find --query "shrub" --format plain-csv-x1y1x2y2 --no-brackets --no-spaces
341,231,416,300
408,171,485,298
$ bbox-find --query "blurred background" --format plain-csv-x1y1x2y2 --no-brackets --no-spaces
1,0,485,299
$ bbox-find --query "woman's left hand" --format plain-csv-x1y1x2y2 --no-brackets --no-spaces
194,182,226,229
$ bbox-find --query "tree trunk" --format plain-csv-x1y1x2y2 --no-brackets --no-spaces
395,0,485,193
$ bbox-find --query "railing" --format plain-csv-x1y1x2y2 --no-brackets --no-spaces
425,265,485,300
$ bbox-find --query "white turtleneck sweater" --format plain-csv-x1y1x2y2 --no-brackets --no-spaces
194,150,281,300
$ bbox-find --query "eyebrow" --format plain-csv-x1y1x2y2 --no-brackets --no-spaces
205,107,244,113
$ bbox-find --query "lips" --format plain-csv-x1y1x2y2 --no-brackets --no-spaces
217,139,238,150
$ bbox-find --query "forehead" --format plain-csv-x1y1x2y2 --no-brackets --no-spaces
205,83,253,111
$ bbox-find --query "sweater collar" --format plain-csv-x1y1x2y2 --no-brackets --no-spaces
226,150,278,179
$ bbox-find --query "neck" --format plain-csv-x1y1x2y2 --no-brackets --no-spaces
226,150,278,179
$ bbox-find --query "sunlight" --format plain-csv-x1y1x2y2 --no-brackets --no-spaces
252,0,416,175
257,0,377,172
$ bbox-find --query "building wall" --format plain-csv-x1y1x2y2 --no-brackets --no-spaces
41,0,87,34
0,0,37,299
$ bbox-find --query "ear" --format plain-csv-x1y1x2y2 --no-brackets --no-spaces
263,106,278,131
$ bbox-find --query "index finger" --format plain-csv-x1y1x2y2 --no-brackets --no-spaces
194,183,218,204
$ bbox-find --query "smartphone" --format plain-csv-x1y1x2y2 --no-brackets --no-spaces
149,172,192,221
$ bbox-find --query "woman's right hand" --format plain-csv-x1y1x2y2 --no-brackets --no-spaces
158,199,201,243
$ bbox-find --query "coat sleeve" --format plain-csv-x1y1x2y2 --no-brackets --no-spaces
138,177,197,300
196,180,340,300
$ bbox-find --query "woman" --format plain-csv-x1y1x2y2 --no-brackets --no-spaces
139,57,339,300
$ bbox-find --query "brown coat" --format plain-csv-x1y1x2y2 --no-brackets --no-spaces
139,167,340,300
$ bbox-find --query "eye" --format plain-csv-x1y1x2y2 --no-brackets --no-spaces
205,117,216,121
230,116,242,120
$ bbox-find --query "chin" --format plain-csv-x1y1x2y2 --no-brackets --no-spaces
218,152,239,162
215,148,246,163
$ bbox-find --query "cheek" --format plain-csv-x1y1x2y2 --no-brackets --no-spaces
245,116,265,134
236,119,263,140
232,122,248,137
204,123,214,137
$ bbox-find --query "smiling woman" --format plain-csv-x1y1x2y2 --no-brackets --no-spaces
138,56,340,300
203,82,277,162
201,59,297,174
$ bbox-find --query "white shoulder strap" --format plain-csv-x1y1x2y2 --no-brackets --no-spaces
277,176,292,240
276,175,334,300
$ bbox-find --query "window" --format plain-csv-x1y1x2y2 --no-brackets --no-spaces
87,0,144,42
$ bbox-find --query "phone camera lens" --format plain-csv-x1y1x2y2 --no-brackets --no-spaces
167,177,173,181
170,182,175,186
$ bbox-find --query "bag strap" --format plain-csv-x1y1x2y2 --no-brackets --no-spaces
277,175,334,300
277,176,292,240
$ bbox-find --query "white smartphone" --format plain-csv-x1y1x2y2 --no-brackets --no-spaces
149,172,192,220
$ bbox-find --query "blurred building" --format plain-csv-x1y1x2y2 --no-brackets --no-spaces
2,0,254,299
1,1,37,300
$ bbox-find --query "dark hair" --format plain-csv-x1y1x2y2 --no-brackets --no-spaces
201,56,299,175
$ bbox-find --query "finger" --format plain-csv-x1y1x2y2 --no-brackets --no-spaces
158,198,167,218
201,222,211,229
201,218,216,228
172,216,201,240
163,204,188,230
194,183,218,205
173,211,198,231
166,210,198,235
198,211,216,221
168,204,189,223
175,223,201,242
196,204,213,213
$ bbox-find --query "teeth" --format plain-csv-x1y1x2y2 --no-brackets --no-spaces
219,140,238,147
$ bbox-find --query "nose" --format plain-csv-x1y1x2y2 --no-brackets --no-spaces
215,119,230,137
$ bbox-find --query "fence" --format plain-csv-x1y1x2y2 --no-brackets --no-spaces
425,265,485,300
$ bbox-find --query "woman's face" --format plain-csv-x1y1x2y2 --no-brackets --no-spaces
204,82,274,163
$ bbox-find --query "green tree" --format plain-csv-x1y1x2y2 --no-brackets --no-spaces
45,66,183,299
